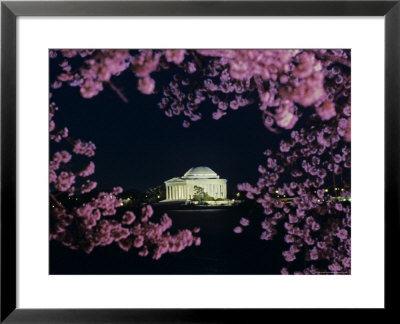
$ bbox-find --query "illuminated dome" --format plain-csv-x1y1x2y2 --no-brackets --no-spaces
182,166,219,179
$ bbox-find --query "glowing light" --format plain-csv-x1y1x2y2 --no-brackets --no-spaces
325,189,328,192
275,190,279,194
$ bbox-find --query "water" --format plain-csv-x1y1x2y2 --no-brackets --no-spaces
50,205,285,274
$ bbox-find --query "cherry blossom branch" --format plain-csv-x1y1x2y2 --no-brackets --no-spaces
107,80,128,104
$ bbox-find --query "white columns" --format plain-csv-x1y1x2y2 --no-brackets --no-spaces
166,180,227,201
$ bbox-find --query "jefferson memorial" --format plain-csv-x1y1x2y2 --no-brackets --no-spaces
165,166,227,201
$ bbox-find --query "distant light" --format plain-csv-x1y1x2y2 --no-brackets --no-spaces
157,195,160,198
120,203,124,206
324,189,328,192
275,190,279,194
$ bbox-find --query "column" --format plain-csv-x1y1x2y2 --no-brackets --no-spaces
167,186,169,200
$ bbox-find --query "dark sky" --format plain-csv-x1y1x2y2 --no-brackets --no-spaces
51,69,283,192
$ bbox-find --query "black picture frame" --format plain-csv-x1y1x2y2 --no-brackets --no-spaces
1,0,398,322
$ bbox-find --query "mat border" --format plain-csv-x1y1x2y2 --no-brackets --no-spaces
1,1,398,322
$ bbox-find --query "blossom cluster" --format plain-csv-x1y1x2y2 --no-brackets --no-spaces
236,91,351,273
51,49,350,130
51,195,201,259
49,102,97,196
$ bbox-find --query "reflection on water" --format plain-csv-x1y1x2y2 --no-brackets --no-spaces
50,205,285,274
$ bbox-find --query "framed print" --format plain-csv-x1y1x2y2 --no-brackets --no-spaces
1,0,398,322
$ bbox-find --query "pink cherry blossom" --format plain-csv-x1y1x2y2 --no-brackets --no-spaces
137,76,156,95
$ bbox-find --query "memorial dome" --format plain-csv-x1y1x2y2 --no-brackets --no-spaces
182,166,219,179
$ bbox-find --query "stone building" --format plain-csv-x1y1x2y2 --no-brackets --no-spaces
164,166,227,201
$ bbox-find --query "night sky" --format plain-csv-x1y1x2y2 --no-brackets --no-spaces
51,70,283,193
